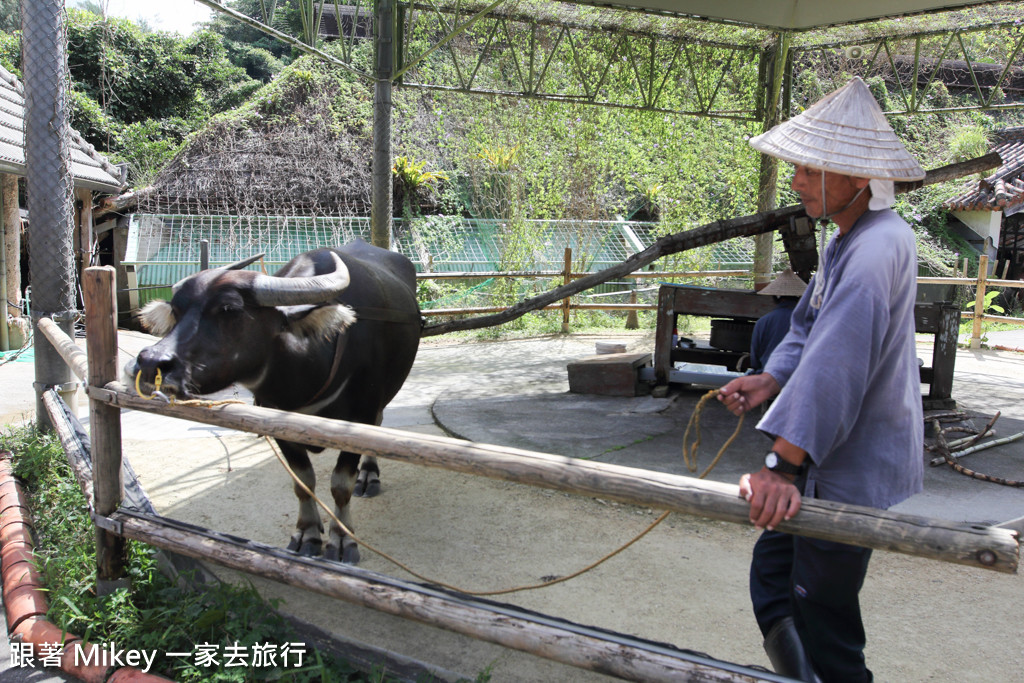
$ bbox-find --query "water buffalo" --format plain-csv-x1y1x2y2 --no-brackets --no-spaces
126,239,421,564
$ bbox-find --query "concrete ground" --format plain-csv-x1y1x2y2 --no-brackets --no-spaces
1,328,1023,681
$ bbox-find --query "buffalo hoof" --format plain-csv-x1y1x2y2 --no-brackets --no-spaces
342,544,360,564
287,536,323,557
323,543,360,564
354,471,381,497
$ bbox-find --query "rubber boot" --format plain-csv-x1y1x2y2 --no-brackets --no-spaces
763,616,820,682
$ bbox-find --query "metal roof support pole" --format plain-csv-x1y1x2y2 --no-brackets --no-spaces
22,0,78,428
753,32,791,290
371,0,395,249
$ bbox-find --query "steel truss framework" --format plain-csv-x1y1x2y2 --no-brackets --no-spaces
192,0,1024,249
201,1,1024,119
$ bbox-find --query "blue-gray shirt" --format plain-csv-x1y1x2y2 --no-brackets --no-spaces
759,209,923,509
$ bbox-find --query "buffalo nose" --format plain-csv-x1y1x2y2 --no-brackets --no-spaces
136,345,177,383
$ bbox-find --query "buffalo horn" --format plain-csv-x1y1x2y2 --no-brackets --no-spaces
250,251,351,306
172,253,267,293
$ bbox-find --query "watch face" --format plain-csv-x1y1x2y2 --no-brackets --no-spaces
766,452,779,468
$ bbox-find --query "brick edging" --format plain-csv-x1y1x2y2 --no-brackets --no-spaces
0,453,176,683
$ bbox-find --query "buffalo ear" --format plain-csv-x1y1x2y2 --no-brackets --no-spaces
139,300,176,337
281,303,357,340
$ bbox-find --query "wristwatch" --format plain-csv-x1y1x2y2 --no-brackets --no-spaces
764,451,806,476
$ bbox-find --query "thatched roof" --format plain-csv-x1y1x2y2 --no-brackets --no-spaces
142,57,374,216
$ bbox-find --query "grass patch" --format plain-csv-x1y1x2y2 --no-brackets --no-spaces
0,426,410,682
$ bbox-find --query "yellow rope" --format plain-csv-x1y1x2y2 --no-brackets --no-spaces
682,389,745,479
131,371,741,597
134,370,245,408
265,435,673,597
262,388,743,597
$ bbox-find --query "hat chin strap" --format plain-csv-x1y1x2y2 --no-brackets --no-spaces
818,172,869,224
810,174,870,309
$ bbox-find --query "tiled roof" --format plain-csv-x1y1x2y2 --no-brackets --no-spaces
943,127,1024,213
0,65,123,193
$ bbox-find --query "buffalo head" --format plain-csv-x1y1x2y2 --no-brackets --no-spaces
126,252,355,399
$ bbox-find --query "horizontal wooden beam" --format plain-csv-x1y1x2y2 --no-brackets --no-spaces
36,317,88,382
111,510,783,683
91,384,1019,573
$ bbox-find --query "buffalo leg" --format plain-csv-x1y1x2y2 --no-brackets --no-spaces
279,441,323,556
353,455,381,497
325,451,361,564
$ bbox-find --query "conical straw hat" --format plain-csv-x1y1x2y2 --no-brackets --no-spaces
757,269,808,297
749,77,925,182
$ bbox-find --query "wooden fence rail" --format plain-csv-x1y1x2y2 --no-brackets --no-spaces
30,264,1022,681
84,384,1019,574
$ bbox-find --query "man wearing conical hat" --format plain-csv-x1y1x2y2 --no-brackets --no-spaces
749,269,807,373
718,77,925,682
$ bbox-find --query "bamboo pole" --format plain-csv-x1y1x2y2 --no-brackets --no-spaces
86,387,1019,573
111,510,782,683
971,254,989,349
35,317,88,381
41,388,95,510
83,266,127,593
918,277,1024,288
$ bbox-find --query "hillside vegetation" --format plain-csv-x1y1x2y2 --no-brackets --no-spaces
2,2,1023,280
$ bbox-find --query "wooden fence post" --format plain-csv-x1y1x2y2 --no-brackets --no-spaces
561,247,572,333
971,254,989,349
84,266,127,593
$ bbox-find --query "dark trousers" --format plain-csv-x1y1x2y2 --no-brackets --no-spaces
750,529,874,683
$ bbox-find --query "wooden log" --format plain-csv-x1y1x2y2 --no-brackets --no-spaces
421,152,1002,337
893,152,1001,193
88,386,1020,573
35,317,88,382
422,205,807,336
83,267,126,591
111,509,781,683
93,186,155,221
40,389,95,510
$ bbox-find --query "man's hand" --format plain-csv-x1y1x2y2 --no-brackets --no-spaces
739,468,802,531
717,373,781,416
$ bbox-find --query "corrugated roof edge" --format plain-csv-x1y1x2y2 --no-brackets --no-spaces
0,64,125,193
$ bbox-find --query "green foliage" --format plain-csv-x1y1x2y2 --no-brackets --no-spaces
116,118,191,185
0,0,18,33
224,41,285,83
966,289,1005,315
204,0,293,63
0,426,386,682
948,124,989,162
0,28,18,74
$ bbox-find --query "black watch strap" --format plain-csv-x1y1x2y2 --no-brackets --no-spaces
765,450,806,476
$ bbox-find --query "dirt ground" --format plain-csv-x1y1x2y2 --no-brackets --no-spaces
116,332,1024,682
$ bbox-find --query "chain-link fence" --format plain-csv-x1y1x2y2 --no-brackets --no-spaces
22,0,78,424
